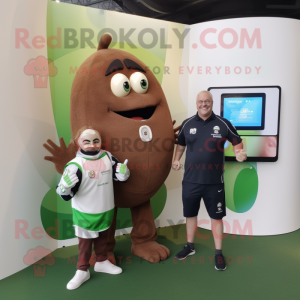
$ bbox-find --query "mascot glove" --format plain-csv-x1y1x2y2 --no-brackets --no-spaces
116,161,130,181
60,169,79,192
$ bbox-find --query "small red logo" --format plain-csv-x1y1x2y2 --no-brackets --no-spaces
23,246,55,277
24,56,57,88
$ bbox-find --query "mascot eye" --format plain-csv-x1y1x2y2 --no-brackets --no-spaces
111,73,131,97
43,67,47,70
130,72,148,94
123,82,130,92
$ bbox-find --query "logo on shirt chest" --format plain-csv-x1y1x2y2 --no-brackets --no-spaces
213,126,220,133
83,159,107,180
190,128,197,134
88,170,96,178
211,126,222,138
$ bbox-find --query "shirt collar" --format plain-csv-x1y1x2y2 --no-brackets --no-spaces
195,111,216,122
76,149,103,159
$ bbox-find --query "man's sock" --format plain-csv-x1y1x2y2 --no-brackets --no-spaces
187,242,194,250
215,249,222,255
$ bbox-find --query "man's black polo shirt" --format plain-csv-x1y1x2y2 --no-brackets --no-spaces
177,111,242,184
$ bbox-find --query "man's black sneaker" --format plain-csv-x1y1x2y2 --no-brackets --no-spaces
215,254,226,270
175,244,196,260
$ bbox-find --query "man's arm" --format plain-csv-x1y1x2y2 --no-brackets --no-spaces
221,117,246,162
173,144,186,170
233,142,247,162
173,120,187,170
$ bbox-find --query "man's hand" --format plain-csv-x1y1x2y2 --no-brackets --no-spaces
116,159,130,181
172,160,181,171
59,169,79,193
235,149,247,162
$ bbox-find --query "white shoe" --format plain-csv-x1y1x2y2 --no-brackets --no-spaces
66,270,90,290
94,260,122,274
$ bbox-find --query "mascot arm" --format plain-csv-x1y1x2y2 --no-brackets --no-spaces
43,137,77,174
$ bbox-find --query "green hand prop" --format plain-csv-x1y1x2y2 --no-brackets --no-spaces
119,159,128,174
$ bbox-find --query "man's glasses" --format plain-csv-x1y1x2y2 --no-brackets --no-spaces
197,99,211,105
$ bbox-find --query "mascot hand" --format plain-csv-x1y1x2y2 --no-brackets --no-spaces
59,169,79,193
43,137,77,174
173,120,181,145
116,159,130,181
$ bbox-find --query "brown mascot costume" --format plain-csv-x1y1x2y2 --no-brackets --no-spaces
44,34,179,263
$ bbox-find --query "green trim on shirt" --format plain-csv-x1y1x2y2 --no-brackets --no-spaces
72,207,114,231
64,162,83,173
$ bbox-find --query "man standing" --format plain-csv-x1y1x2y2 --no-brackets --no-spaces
173,90,247,270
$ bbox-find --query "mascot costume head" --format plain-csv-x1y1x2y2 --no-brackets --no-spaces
45,34,178,263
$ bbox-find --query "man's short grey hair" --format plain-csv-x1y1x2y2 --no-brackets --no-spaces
196,90,213,101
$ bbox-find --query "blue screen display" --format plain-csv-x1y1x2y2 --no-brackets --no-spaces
223,97,263,127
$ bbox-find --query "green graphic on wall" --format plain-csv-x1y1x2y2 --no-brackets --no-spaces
224,162,258,213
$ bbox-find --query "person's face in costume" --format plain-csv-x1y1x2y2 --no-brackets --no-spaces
78,129,101,152
196,92,213,119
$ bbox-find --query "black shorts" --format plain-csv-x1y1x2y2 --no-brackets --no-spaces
182,181,226,220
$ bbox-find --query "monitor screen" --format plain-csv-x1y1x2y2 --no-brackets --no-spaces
221,93,266,130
